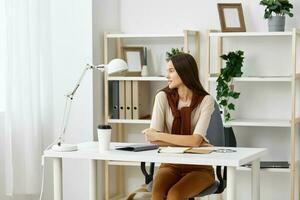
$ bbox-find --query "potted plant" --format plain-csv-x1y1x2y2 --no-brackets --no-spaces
216,50,244,147
260,0,293,32
166,48,184,61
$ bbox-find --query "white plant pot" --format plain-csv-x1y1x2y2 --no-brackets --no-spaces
268,16,285,32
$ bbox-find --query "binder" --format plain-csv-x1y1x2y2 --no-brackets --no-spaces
119,80,125,119
125,81,132,119
132,81,150,119
109,81,119,119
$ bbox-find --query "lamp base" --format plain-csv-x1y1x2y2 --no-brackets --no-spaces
52,143,78,152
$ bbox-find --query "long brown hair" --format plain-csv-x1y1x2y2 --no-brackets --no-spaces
170,53,209,96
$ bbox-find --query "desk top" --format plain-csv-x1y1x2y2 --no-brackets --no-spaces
43,142,267,167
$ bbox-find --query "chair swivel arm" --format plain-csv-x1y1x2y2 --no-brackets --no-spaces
141,162,155,184
215,166,227,193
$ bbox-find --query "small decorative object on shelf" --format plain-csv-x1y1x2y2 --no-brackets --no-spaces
217,3,246,32
166,47,184,61
260,0,293,32
141,47,149,77
216,50,244,122
141,65,149,77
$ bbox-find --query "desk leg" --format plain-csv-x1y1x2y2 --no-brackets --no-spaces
89,160,97,200
227,166,236,200
53,158,63,200
105,160,109,200
251,159,260,200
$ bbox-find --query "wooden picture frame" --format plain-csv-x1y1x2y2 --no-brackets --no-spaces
217,3,246,32
122,47,144,76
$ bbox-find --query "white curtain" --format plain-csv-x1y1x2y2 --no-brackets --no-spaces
0,0,52,197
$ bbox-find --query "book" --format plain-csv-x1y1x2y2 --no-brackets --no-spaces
158,147,213,154
242,161,289,169
115,144,159,152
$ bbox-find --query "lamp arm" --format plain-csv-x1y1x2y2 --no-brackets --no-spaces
57,63,105,146
58,96,73,145
67,64,93,99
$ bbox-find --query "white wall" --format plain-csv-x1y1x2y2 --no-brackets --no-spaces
49,0,93,200
118,0,300,200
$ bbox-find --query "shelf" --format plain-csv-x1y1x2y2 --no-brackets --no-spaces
108,119,151,124
108,161,160,167
106,33,184,38
209,76,293,82
108,118,293,127
209,31,293,37
237,166,290,173
224,119,291,127
109,162,291,172
108,76,167,81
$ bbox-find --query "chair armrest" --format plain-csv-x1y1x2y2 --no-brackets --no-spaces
140,162,155,184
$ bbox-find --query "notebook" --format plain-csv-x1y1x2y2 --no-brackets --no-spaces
158,147,213,154
115,144,159,152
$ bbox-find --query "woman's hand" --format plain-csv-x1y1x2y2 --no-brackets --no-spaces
142,128,160,142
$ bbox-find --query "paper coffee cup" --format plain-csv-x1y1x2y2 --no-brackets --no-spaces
97,125,112,152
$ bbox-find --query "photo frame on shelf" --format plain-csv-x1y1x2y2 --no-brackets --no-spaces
122,47,144,76
217,3,246,32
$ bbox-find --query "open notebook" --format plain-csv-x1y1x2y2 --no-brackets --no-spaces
158,147,213,154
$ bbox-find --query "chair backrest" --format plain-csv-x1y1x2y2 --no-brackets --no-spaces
205,101,225,147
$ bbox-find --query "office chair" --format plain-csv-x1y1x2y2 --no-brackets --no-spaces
141,101,236,199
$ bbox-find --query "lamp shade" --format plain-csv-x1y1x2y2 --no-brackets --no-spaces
106,59,128,75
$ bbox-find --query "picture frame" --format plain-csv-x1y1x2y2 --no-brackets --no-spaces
122,47,144,76
217,3,246,32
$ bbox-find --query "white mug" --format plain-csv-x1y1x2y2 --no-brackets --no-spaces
97,125,112,152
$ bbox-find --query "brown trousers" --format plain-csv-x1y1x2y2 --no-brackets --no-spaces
151,164,215,200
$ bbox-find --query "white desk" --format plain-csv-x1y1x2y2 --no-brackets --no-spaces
43,142,267,200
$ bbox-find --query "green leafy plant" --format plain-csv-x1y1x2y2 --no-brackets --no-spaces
260,0,293,19
166,48,184,61
216,50,244,122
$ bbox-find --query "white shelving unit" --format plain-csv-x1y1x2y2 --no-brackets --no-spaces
106,33,192,38
209,75,300,82
103,30,200,200
108,119,151,124
209,31,295,37
108,76,167,81
223,119,292,128
206,28,300,200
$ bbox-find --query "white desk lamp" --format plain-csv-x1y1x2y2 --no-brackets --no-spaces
51,59,128,152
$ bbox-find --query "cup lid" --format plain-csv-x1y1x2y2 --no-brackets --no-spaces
98,124,112,129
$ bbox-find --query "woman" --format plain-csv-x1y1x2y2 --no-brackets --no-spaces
143,53,215,200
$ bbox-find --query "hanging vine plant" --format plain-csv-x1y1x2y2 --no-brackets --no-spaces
216,50,245,122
